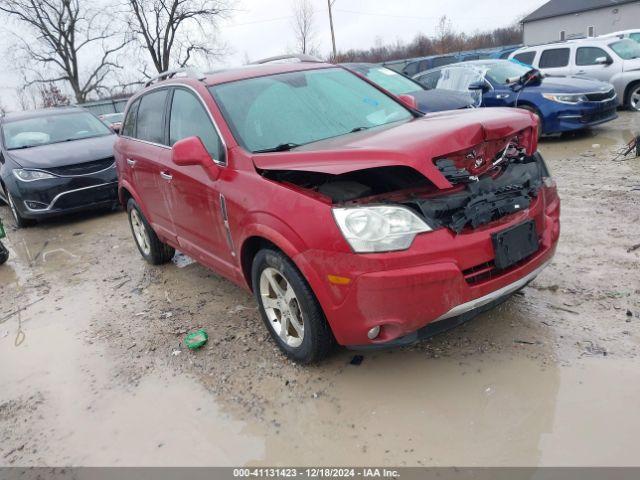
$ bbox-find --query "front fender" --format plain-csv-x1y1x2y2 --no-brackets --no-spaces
118,179,153,225
238,212,334,316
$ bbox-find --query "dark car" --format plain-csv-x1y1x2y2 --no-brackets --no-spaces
342,63,476,113
0,107,118,227
413,60,618,135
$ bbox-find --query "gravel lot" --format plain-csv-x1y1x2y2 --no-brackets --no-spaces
1,112,639,467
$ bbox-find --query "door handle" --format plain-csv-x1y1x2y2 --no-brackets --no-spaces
160,171,173,181
126,158,136,167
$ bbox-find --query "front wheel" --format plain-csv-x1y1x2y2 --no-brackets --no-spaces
127,198,174,265
6,189,35,228
252,248,334,363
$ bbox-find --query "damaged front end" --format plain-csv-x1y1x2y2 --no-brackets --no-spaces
260,133,552,240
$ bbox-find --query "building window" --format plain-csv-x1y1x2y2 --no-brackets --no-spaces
560,30,566,41
588,26,595,37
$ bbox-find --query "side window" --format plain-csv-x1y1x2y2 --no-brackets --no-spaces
576,47,612,66
416,71,441,90
121,99,139,137
169,89,225,164
136,89,168,144
539,48,570,68
514,51,536,66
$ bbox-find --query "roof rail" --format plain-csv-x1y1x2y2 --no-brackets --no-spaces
250,54,323,65
143,68,206,87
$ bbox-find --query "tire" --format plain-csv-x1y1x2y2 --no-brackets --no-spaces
0,241,8,265
126,198,174,265
626,82,640,111
5,188,35,228
518,104,543,139
252,248,335,363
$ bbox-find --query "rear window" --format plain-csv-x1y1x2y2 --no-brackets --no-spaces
539,48,570,68
135,90,168,145
513,51,536,66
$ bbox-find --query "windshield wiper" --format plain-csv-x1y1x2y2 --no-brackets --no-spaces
350,126,370,133
254,143,300,153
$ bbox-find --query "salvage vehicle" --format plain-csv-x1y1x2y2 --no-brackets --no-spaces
0,108,118,227
0,217,8,264
413,60,618,135
510,38,640,111
342,63,476,113
115,63,560,363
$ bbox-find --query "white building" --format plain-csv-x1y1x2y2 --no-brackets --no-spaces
522,0,640,45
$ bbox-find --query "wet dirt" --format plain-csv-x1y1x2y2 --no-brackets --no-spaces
1,113,639,467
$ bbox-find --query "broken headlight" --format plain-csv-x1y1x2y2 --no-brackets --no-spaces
13,169,56,182
542,93,588,104
332,205,432,253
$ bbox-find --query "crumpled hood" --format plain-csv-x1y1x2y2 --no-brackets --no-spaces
409,88,475,113
7,134,116,169
252,107,535,189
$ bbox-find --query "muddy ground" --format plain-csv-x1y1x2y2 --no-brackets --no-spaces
1,112,640,467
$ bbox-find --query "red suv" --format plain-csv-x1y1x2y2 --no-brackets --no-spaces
115,62,560,363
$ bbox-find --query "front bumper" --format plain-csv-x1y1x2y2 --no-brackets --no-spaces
9,167,118,219
545,99,618,133
301,185,560,346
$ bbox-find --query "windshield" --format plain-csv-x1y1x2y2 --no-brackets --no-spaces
609,39,640,59
210,68,413,153
3,111,112,150
485,61,532,84
359,66,421,95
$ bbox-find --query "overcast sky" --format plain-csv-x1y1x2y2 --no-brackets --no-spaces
0,0,547,110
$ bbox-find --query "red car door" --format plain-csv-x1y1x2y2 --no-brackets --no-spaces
163,87,235,274
126,88,177,243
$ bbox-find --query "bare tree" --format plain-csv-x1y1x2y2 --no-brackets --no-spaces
126,0,230,75
38,83,71,108
0,0,131,103
291,0,316,55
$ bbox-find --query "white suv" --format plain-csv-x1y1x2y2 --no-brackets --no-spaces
510,37,640,111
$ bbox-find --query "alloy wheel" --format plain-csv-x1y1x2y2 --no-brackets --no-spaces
630,86,640,111
259,267,304,348
130,208,151,256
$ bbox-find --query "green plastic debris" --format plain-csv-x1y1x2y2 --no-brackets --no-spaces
184,329,208,350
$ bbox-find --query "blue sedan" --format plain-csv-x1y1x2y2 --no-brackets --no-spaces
413,60,618,135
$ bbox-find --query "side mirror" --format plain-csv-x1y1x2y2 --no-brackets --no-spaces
595,56,612,65
172,136,221,180
468,80,491,93
397,94,418,110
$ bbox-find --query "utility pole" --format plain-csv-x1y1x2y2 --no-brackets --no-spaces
327,0,337,60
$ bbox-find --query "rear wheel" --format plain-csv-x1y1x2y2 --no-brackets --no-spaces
6,189,35,228
127,198,174,265
518,104,543,138
252,248,334,363
626,83,640,111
